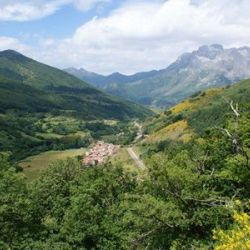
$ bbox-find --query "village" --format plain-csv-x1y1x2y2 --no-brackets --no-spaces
82,141,120,166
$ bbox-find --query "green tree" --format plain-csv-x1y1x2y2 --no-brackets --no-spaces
0,155,32,249
61,164,137,249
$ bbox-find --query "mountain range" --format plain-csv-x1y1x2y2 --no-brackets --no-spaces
64,67,160,89
65,44,250,108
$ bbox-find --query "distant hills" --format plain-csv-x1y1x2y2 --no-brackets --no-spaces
0,50,152,120
65,44,250,108
64,67,160,89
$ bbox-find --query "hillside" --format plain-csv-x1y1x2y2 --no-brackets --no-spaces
66,45,250,108
124,78,250,249
0,50,152,120
0,50,91,90
142,78,250,144
0,50,152,160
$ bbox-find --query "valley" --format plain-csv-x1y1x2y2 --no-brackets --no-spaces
0,50,151,182
2,1,250,248
0,50,152,162
0,49,249,249
17,118,146,180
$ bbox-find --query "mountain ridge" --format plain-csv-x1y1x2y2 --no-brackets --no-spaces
64,67,161,88
65,44,250,108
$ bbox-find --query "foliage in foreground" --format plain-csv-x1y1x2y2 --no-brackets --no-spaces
0,107,249,249
0,80,249,249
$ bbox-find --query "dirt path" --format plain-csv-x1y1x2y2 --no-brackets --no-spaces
127,147,145,169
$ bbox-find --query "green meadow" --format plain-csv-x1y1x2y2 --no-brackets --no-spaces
19,148,86,180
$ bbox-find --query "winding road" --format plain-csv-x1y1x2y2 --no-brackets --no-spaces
126,121,146,169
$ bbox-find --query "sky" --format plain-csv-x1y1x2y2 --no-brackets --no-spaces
1,0,250,75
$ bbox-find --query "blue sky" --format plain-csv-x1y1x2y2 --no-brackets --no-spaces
1,5,89,41
0,1,122,45
1,1,125,39
0,0,250,74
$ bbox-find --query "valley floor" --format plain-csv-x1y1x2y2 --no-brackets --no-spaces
19,148,86,180
18,121,145,180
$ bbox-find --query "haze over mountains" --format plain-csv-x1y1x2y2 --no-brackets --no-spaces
65,44,250,108
64,67,161,89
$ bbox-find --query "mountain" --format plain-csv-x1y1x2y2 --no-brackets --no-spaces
64,67,161,88
113,44,250,108
0,50,153,160
0,50,92,90
65,44,250,108
0,50,152,120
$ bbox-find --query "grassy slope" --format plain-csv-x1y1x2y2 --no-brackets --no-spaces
110,147,142,174
143,79,250,143
0,50,90,89
0,79,62,113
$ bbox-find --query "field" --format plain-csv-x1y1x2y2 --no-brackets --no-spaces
110,146,148,176
19,148,86,180
18,141,145,180
110,147,139,172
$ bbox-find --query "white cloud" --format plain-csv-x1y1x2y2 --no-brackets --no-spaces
0,36,28,52
0,0,65,21
2,0,250,74
0,0,109,21
35,0,250,74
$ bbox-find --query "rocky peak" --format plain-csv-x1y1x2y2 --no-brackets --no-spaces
196,44,224,59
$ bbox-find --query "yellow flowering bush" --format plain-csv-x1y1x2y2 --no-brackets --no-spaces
213,212,250,250
171,100,192,114
146,120,192,142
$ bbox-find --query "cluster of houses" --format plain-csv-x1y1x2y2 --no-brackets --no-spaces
82,141,120,166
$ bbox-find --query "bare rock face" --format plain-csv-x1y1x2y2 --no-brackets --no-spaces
170,44,250,82
123,44,250,107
